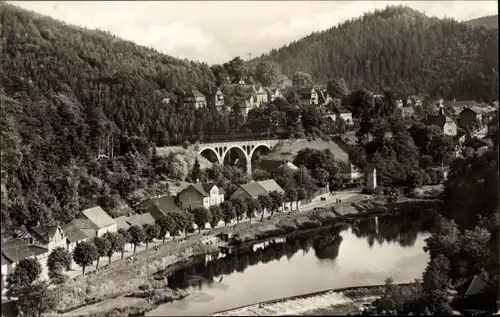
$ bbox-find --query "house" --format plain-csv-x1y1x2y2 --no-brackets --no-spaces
29,225,67,253
184,90,207,109
396,99,403,108
237,77,246,85
331,105,353,126
258,159,298,177
464,137,493,156
126,212,156,227
454,275,490,308
401,106,415,119
61,222,89,253
265,88,283,102
406,95,423,107
317,89,332,105
116,216,132,231
253,85,269,105
207,88,225,112
298,87,319,106
459,107,487,130
424,107,457,136
338,164,364,186
230,179,285,200
78,206,117,238
136,195,183,221
177,182,225,210
1,238,37,292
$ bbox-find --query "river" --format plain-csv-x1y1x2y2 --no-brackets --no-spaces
147,211,435,316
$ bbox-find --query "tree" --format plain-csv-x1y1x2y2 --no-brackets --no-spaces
223,56,245,83
103,232,126,263
257,195,272,221
93,236,111,270
405,170,422,191
313,167,330,187
296,188,307,210
284,187,297,211
292,71,314,86
231,196,247,223
245,197,261,222
268,191,284,216
209,205,222,228
118,228,132,257
47,247,72,282
157,214,175,243
220,200,235,226
143,223,160,249
5,258,42,298
255,61,281,87
16,281,57,317
422,254,452,314
73,241,98,276
128,225,146,254
327,77,349,99
182,212,195,238
191,158,203,183
189,207,210,233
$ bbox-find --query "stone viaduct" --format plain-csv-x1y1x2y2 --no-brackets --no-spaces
195,139,282,175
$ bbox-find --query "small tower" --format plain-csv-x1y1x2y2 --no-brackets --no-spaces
365,167,377,190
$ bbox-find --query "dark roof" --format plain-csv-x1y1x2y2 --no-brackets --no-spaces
340,164,360,174
298,87,314,99
181,183,225,198
424,114,455,129
1,238,36,262
456,276,488,297
28,245,49,256
61,222,91,242
259,159,288,173
138,195,182,221
29,225,60,244
239,182,268,198
466,137,492,149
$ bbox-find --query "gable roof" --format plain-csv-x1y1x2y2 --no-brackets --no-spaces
456,275,488,297
137,195,182,221
257,179,285,194
424,114,455,129
180,183,224,198
63,218,98,240
1,253,13,265
126,212,156,227
1,238,36,262
332,105,351,114
186,90,206,99
28,245,49,257
116,216,131,231
81,206,116,229
29,225,61,244
239,182,269,198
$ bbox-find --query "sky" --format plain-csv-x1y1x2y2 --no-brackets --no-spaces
10,1,498,65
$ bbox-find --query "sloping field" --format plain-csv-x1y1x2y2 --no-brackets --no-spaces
265,139,349,162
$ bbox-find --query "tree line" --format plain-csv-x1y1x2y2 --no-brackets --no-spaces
249,5,498,102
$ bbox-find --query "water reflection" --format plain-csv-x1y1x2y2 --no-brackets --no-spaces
351,209,435,248
166,210,435,290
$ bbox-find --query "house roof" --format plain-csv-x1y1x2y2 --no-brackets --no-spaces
187,90,206,99
180,183,224,198
424,114,455,129
455,275,488,297
340,164,360,174
259,159,298,174
239,182,269,198
116,216,131,231
332,105,351,114
63,218,98,240
257,179,285,194
29,225,60,244
299,87,314,99
1,238,36,263
81,206,115,229
466,137,492,149
28,245,49,257
138,195,182,221
126,212,156,227
1,253,13,265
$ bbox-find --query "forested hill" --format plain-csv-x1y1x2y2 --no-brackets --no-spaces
249,6,499,101
0,2,238,230
466,15,498,29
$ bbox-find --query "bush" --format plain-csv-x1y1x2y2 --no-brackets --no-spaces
420,170,432,186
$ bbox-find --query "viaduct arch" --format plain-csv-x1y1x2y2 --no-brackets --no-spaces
197,139,281,175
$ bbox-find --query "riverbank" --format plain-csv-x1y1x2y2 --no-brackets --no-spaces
211,283,413,316
50,196,436,316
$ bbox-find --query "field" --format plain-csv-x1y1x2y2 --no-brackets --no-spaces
265,139,349,162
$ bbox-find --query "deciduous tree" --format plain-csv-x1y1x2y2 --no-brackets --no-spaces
73,241,98,276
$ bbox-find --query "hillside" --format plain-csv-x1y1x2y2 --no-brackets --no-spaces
249,6,499,101
466,15,498,28
0,2,236,230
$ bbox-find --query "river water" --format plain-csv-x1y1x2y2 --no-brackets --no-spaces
147,212,434,316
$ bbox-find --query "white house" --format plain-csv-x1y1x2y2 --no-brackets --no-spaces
177,182,225,210
78,206,117,238
339,164,364,185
